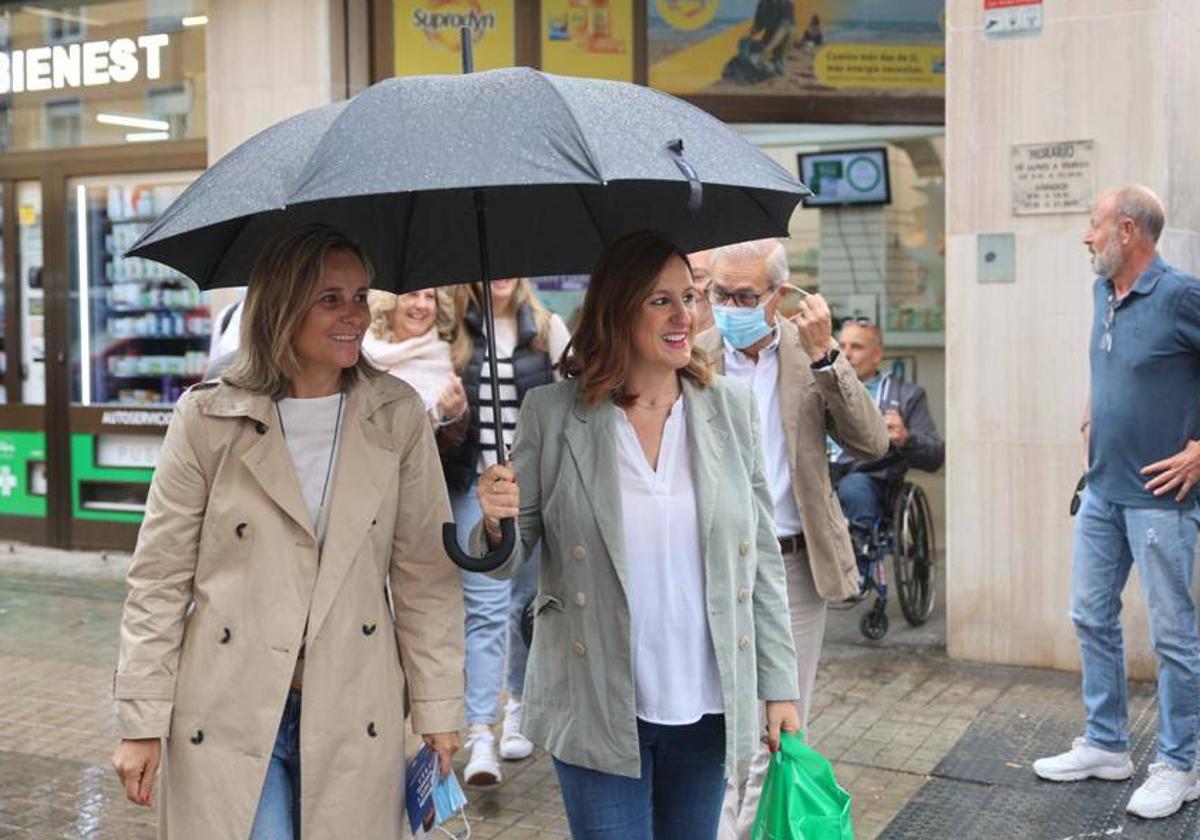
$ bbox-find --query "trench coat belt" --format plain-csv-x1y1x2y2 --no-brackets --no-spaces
778,533,805,555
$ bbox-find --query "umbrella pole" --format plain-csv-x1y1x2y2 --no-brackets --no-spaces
441,27,515,573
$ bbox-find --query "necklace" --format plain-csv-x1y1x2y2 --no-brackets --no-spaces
631,389,680,411
275,391,345,517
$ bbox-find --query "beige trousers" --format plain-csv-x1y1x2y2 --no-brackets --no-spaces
718,548,827,840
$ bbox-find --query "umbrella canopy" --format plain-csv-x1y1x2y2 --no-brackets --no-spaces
128,67,807,290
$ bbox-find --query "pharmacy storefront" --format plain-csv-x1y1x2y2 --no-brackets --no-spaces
0,0,207,548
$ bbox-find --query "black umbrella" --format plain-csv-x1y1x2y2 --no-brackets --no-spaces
129,36,809,572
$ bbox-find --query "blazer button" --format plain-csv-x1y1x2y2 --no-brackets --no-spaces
738,635,750,650
575,592,587,608
254,421,268,434
190,729,204,745
367,722,378,738
235,522,248,538
572,544,587,561
739,541,750,556
738,588,750,604
219,627,232,644
362,623,377,636
572,641,586,656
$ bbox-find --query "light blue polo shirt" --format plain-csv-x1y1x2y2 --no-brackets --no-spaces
1088,254,1200,508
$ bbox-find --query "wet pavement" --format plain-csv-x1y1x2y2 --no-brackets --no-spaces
0,546,1191,839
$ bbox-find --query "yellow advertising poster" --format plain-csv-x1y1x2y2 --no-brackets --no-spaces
648,0,945,98
541,1,634,81
394,0,515,76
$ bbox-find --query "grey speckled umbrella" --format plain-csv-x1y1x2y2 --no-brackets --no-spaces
128,63,808,572
128,67,807,290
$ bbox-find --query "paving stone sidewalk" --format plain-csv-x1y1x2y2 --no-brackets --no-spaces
0,545,1183,839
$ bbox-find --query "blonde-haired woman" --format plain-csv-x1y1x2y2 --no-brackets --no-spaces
363,288,468,448
111,224,464,840
477,231,800,838
443,278,570,784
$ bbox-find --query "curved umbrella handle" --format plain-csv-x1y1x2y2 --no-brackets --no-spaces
442,517,515,573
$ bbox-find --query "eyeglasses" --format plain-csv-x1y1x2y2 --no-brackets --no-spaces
707,285,779,308
1069,475,1086,516
1101,294,1115,353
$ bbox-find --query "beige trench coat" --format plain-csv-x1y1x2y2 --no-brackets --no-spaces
697,318,888,600
114,374,464,840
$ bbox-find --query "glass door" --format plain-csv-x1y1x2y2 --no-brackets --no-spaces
68,172,207,407
65,171,204,533
0,180,49,539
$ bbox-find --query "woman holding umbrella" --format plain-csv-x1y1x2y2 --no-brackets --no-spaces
111,225,464,840
442,278,570,784
476,231,801,838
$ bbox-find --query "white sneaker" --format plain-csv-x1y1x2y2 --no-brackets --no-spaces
1033,737,1134,782
463,727,502,786
1126,762,1200,819
499,699,534,761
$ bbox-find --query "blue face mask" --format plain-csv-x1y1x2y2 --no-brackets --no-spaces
713,304,773,349
432,769,469,827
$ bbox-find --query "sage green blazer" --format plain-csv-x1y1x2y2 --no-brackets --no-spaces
479,375,799,778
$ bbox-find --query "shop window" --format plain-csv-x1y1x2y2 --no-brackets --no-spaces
148,85,189,137
148,0,200,33
39,5,86,44
43,98,81,148
0,104,10,152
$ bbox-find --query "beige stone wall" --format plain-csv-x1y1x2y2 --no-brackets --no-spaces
204,0,369,312
945,0,1200,679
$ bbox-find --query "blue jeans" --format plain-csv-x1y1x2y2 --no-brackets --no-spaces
1071,490,1200,770
249,691,301,840
553,715,726,840
453,481,540,724
835,472,887,532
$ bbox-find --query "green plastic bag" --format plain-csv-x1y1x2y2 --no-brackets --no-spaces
751,732,854,840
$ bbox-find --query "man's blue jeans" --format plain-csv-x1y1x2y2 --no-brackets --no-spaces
835,472,887,532
552,715,726,840
249,690,301,840
1071,489,1200,770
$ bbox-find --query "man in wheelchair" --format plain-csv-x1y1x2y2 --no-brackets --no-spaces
827,321,943,637
829,320,944,533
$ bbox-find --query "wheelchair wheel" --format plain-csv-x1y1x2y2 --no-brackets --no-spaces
860,609,888,641
891,482,937,627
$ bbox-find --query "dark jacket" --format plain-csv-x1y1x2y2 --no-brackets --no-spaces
835,373,944,483
441,302,554,494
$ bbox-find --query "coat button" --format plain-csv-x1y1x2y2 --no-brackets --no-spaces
739,541,750,556
362,623,377,636
738,588,749,603
254,421,268,434
367,722,377,738
572,641,586,655
190,729,204,745
235,522,248,538
575,593,587,608
738,635,750,650
219,627,231,644
572,544,587,561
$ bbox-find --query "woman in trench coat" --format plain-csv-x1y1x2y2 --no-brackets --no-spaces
111,225,465,840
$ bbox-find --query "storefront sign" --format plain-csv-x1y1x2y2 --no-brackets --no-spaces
0,432,48,517
394,0,515,75
541,0,634,81
0,35,170,95
648,0,945,99
1011,140,1094,215
984,0,1042,38
100,409,173,427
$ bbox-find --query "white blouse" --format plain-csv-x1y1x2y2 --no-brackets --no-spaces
615,397,724,725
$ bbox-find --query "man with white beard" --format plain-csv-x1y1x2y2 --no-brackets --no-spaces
1034,185,1200,821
